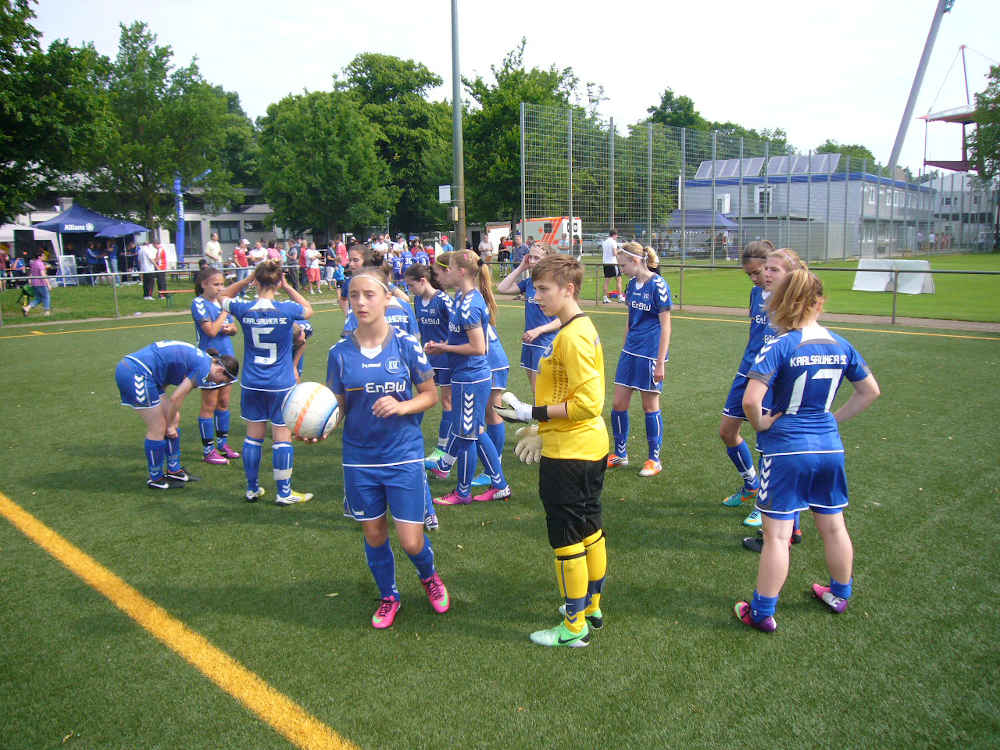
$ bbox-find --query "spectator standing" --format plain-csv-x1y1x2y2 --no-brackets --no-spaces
298,240,310,289
601,229,623,304
23,249,51,316
336,238,348,266
234,239,250,280
204,232,223,269
139,240,158,299
0,243,9,292
155,240,168,297
440,235,454,254
478,232,494,262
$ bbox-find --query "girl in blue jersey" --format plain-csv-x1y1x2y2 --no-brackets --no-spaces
115,340,238,490
475,320,512,488
326,268,449,629
734,269,880,632
608,242,672,478
191,267,241,466
340,245,410,315
292,319,313,380
719,241,773,507
496,243,561,396
425,250,511,505
405,263,454,464
219,260,314,506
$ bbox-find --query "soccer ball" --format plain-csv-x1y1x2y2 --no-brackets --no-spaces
281,381,339,440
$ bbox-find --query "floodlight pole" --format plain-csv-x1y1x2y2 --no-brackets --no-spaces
173,168,211,267
887,0,954,177
451,0,467,253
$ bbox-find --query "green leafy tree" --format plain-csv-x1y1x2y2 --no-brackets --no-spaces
0,0,111,221
216,89,259,188
969,65,1000,181
342,53,451,233
82,22,240,230
647,88,707,130
816,138,878,169
463,38,591,223
258,90,394,236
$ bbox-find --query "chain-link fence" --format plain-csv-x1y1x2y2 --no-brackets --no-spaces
521,103,999,261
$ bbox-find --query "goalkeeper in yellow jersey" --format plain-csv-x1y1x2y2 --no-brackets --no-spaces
496,254,609,647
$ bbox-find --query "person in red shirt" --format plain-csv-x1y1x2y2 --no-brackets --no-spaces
155,241,168,297
233,240,250,280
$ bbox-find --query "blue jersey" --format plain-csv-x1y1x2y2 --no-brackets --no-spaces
326,329,434,467
343,297,419,337
294,319,314,376
447,289,491,382
390,255,404,280
623,275,672,359
414,249,429,265
224,297,304,391
191,296,235,356
737,286,770,376
126,340,214,389
748,324,871,456
517,278,558,344
414,291,452,370
487,323,509,372
400,250,414,272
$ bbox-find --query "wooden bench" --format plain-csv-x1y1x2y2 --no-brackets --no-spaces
159,289,194,308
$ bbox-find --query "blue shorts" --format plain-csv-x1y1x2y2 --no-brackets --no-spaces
722,374,749,419
116,358,162,409
433,367,451,387
756,451,848,518
241,387,292,425
614,351,662,393
520,343,548,373
450,376,491,438
343,461,426,524
491,367,509,390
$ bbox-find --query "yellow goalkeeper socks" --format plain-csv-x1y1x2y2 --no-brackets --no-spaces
554,542,588,634
583,529,607,615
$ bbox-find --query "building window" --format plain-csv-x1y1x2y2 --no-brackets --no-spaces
755,186,772,216
210,221,240,243
184,221,202,250
943,197,952,206
715,193,731,214
243,220,269,233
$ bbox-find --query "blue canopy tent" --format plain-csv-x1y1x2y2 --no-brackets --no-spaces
35,205,123,285
667,210,738,229
96,221,149,238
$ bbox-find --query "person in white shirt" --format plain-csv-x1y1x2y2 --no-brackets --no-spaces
478,234,494,262
601,229,623,303
139,241,158,299
204,232,223,269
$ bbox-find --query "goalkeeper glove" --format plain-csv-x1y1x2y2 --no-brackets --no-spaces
495,390,533,423
514,424,543,464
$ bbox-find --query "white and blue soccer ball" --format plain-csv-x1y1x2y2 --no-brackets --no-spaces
281,381,339,440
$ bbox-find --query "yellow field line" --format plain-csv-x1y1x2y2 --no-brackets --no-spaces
0,491,357,750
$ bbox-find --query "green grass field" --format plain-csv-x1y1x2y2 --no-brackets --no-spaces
1,302,998,749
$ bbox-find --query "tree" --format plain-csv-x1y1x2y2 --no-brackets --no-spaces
646,88,707,130
463,38,593,222
969,65,1000,182
257,90,394,236
82,22,240,230
0,0,111,220
816,139,877,169
342,53,451,233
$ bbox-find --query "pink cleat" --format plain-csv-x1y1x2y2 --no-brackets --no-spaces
421,572,450,613
434,491,471,506
472,486,512,502
371,597,401,629
217,444,241,460
203,448,229,465
428,467,450,480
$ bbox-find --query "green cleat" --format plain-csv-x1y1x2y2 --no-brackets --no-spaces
723,486,757,507
529,621,590,647
559,604,604,630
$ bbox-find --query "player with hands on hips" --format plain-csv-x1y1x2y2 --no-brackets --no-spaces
115,340,238,489
498,254,610,647
734,269,880,633
326,267,449,630
191,266,241,466
219,261,314,506
607,242,672,478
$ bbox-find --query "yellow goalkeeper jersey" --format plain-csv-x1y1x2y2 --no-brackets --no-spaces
536,314,608,461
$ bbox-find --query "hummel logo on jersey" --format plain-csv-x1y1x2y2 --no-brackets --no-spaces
361,362,383,368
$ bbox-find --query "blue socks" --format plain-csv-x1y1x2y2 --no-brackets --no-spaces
644,410,662,463
214,409,230,448
830,577,853,600
476,432,507,489
364,539,399,601
455,436,476,497
243,437,262,491
726,441,759,490
750,589,779,622
406,536,436,580
198,417,215,455
273,442,293,498
165,430,181,472
145,438,166,480
611,410,629,457
437,410,452,449
486,421,506,459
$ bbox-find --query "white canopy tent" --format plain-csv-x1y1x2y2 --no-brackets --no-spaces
0,223,61,249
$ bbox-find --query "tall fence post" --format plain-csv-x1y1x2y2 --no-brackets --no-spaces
648,121,653,247
806,149,813,263
738,136,744,250
112,274,120,319
711,131,717,266
680,128,687,262
825,152,832,261
519,102,526,239
844,155,851,258
568,108,573,250
609,116,615,234
891,269,899,324
762,140,769,245
678,265,684,311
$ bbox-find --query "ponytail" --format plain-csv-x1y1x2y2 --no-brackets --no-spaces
767,269,824,332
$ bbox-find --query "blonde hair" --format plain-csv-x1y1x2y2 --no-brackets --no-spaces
644,246,659,270
449,249,497,324
532,254,583,298
767,247,807,273
767,268,824,331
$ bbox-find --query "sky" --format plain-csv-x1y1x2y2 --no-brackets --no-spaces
33,0,1000,176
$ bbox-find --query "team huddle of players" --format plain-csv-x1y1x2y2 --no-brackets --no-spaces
113,238,879,643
